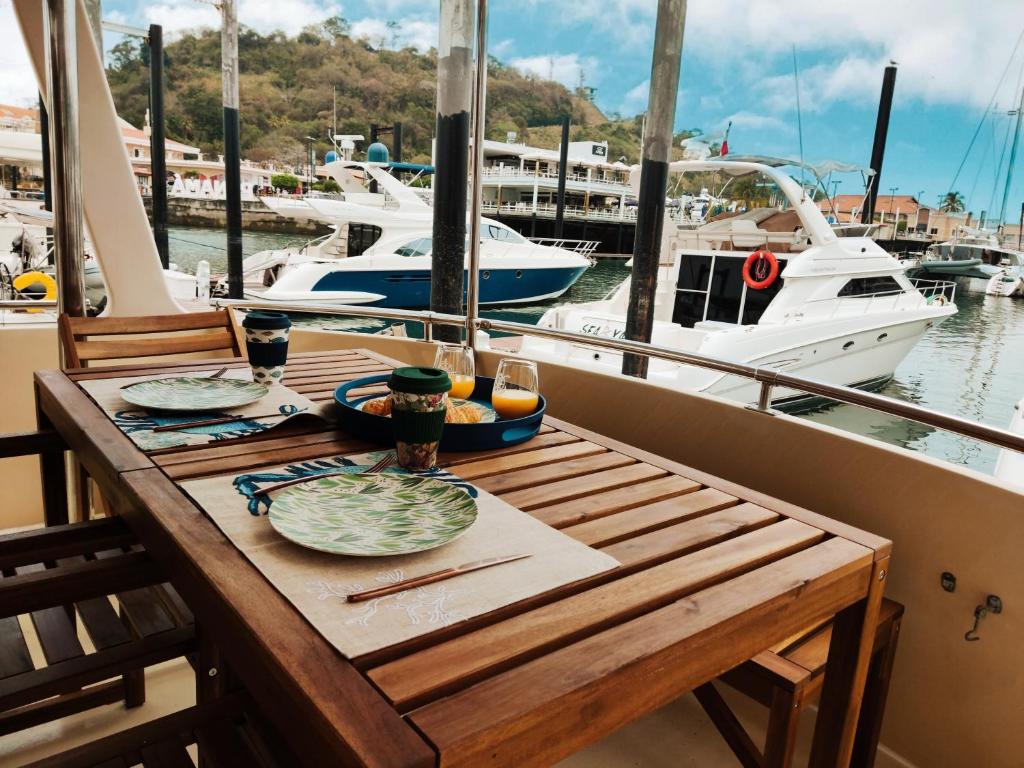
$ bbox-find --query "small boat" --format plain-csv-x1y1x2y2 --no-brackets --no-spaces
251,161,595,308
914,227,1023,285
985,268,1024,297
516,158,957,406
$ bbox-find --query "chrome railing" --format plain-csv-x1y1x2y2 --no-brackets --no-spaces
213,297,1024,455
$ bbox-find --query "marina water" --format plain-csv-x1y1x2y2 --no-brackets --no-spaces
169,226,1023,475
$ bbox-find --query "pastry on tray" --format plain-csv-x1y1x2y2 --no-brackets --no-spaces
362,395,483,424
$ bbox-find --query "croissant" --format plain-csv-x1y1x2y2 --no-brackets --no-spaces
362,395,482,424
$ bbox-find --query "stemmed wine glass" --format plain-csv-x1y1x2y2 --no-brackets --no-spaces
433,343,476,400
492,359,539,419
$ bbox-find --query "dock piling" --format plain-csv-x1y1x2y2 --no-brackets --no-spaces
221,0,243,299
622,0,686,378
862,64,897,225
431,0,473,343
555,115,569,238
148,23,169,269
44,0,86,321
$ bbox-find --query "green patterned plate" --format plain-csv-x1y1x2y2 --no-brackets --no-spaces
121,376,269,412
268,474,478,556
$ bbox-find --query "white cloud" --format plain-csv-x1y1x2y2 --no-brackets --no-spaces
619,79,649,114
142,0,341,37
350,17,438,53
685,0,1024,112
509,53,597,89
0,0,38,106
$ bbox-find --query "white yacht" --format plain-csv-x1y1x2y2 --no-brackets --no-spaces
518,159,957,406
248,161,595,308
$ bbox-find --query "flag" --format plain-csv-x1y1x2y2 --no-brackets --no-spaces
720,120,732,157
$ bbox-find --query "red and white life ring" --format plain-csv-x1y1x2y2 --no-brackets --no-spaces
742,250,780,290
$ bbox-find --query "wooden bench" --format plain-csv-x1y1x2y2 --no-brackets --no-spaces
20,692,297,768
696,598,904,768
0,430,196,736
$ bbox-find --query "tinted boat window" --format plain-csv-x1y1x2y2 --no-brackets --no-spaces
673,254,787,328
838,276,903,297
395,237,433,257
348,224,382,256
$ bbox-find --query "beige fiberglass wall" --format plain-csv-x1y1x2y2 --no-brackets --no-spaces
290,328,1024,768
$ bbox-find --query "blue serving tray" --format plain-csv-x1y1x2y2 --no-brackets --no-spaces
334,375,546,452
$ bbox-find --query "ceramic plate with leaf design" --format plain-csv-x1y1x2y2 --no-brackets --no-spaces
268,473,477,556
121,376,269,412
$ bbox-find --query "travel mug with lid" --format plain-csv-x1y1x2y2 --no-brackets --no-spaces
241,310,292,384
388,367,452,470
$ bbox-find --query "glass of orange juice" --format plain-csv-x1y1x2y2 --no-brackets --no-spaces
433,343,476,400
493,359,540,419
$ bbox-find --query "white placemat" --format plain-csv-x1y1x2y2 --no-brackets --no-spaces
180,449,620,658
79,369,330,451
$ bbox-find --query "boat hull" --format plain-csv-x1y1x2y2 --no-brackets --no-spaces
308,266,589,308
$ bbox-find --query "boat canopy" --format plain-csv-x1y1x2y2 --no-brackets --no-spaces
710,155,875,181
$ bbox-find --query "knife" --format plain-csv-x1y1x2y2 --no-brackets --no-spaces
345,554,532,603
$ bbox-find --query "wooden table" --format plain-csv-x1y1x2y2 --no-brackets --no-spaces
34,349,891,768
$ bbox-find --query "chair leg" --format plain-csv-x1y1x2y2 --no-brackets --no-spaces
850,613,903,768
120,605,146,709
693,683,763,768
73,459,90,524
764,686,803,768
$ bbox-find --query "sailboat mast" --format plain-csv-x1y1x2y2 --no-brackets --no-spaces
997,84,1024,227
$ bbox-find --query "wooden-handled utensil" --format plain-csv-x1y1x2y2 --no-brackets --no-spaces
346,554,531,603
151,410,283,432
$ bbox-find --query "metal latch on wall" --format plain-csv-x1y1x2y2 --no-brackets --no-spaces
965,595,1003,642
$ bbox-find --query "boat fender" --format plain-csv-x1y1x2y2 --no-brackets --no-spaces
742,250,779,290
12,271,57,311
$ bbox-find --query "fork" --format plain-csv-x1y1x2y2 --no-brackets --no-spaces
257,453,398,496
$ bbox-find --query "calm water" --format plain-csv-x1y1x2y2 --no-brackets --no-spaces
170,226,1024,474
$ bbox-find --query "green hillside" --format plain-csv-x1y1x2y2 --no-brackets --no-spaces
106,20,703,168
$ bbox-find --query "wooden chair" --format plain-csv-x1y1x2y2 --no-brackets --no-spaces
0,430,196,736
57,309,245,369
695,598,904,768
19,692,298,768
56,310,246,522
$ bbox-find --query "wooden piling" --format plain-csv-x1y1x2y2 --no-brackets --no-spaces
221,0,243,299
431,0,473,343
622,0,686,378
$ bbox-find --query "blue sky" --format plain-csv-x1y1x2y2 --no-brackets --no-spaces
3,0,1024,219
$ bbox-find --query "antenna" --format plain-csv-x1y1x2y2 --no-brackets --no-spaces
792,45,805,192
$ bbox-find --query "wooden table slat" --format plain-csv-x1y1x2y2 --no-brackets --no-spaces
498,462,668,512
531,473,702,529
562,487,739,548
370,518,825,711
473,451,637,496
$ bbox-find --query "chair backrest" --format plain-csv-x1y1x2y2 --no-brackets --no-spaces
58,310,246,368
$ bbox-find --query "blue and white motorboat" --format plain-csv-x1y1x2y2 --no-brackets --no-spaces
248,162,595,308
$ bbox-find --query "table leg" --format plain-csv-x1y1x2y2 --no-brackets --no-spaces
809,557,889,768
35,391,68,527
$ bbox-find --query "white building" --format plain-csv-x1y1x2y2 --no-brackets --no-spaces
476,137,637,224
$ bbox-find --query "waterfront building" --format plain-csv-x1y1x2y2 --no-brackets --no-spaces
819,193,933,238
478,137,635,224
